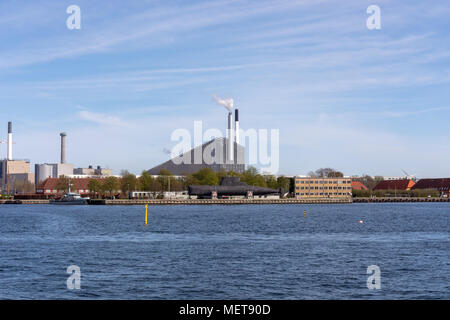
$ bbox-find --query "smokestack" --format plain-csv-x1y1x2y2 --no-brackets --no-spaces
7,122,12,160
235,108,239,145
228,112,234,162
60,132,67,164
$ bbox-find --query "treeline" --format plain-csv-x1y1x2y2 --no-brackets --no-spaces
55,166,292,198
352,189,440,198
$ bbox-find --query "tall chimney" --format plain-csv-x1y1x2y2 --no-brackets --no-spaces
235,108,239,145
60,132,67,164
7,122,12,160
227,112,234,162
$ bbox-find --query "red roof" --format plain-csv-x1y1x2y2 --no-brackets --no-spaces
37,177,105,193
352,181,368,190
411,178,450,191
373,179,415,191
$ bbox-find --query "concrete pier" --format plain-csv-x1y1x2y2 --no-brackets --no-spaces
2,197,450,205
353,197,450,203
89,198,353,205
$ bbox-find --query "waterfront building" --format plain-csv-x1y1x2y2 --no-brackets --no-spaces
294,177,352,198
411,178,450,197
373,179,415,191
0,159,34,193
36,177,105,196
35,163,74,186
148,137,245,175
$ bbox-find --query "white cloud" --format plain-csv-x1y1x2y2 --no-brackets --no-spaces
77,110,129,127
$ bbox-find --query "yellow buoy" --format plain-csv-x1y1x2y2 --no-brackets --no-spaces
145,204,148,225
304,210,306,217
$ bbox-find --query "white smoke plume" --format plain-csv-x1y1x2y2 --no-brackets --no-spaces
212,94,234,112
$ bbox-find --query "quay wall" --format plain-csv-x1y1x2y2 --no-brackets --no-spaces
2,197,449,205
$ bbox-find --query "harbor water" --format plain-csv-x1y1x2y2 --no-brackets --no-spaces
0,203,448,299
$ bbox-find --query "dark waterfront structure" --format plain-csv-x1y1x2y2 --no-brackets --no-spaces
412,178,450,197
188,176,281,198
148,138,245,175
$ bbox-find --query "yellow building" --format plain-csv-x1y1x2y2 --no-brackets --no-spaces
295,177,352,198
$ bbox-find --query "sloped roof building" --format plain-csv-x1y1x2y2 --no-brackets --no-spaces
36,177,105,195
148,138,245,175
411,178,450,194
351,181,368,190
373,179,415,191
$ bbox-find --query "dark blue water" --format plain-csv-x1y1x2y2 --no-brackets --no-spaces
0,203,448,299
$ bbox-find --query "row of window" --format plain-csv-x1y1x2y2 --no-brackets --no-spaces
296,180,351,184
295,192,350,196
296,186,352,190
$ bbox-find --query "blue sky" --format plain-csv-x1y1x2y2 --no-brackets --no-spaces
1,0,449,177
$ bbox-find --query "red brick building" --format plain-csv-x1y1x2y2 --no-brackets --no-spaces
36,178,105,196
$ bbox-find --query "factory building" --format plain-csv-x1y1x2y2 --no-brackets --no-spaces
294,177,353,198
0,122,34,194
34,132,74,186
148,137,245,175
73,165,113,177
148,107,245,175
35,163,74,185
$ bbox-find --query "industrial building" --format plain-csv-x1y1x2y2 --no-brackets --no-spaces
0,122,34,194
148,107,245,175
34,132,74,186
73,165,113,177
294,177,353,198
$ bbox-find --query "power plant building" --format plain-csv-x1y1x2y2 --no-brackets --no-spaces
148,107,245,175
35,163,74,185
34,132,74,186
148,137,245,175
0,122,34,193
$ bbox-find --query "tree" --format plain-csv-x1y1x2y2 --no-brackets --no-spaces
149,179,162,192
120,171,137,196
139,171,154,191
192,168,219,185
103,176,120,197
157,169,179,191
184,174,200,188
264,175,278,189
55,176,69,193
276,176,291,191
308,168,344,178
327,171,344,178
241,166,259,186
355,175,384,190
88,179,102,198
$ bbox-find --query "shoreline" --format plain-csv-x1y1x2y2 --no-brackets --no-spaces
1,197,450,205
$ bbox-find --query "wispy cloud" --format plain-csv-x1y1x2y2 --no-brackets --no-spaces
77,110,129,127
